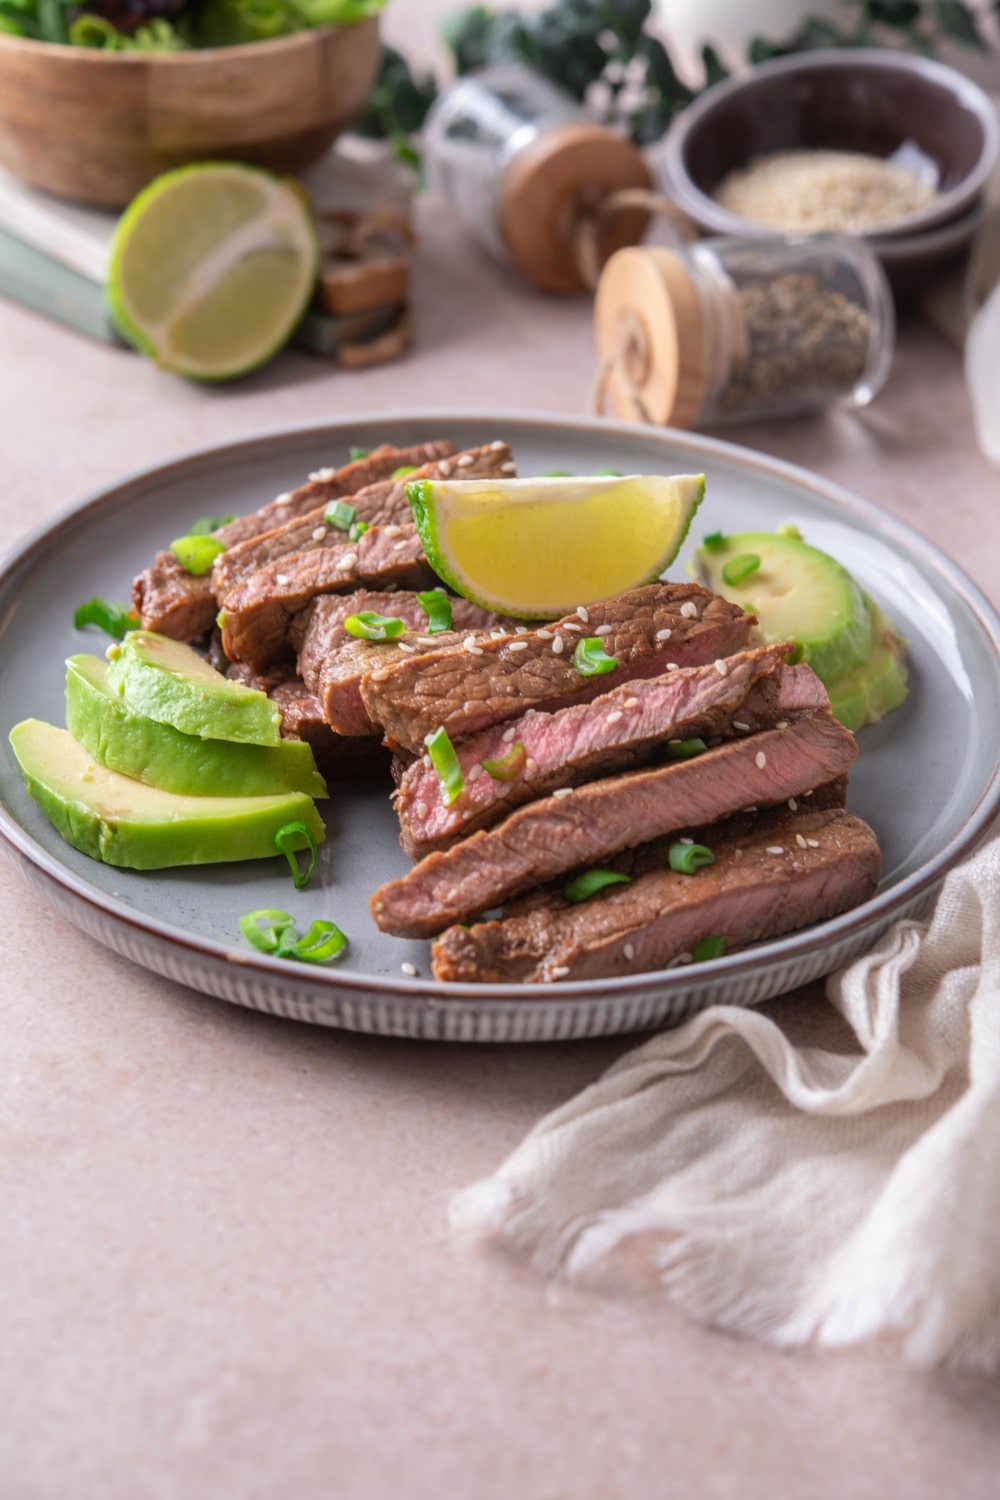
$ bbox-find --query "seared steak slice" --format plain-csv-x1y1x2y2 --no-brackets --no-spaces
213,439,499,601
295,590,510,698
396,643,792,856
218,525,437,672
430,805,880,984
132,442,452,642
370,709,858,936
361,583,754,755
268,676,392,781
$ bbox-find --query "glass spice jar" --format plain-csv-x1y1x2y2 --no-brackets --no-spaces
594,233,895,427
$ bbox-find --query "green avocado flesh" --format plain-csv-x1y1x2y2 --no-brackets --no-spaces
9,719,325,870
66,655,326,800
826,605,909,733
696,531,873,686
106,630,283,746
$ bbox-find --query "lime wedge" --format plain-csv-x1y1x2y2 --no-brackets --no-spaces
407,473,706,617
107,163,319,381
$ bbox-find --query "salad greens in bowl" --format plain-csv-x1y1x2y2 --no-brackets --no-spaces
0,0,387,52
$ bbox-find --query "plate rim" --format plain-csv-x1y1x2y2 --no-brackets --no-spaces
2,407,999,1013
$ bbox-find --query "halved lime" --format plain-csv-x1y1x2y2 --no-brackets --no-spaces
107,163,320,382
406,473,706,617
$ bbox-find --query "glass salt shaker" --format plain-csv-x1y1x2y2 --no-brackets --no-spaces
594,233,895,426
422,64,654,294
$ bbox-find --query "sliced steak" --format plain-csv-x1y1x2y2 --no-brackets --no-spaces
132,442,452,642
361,583,754,755
370,709,858,936
430,805,880,984
213,439,499,602
396,643,793,856
268,676,392,781
218,525,437,672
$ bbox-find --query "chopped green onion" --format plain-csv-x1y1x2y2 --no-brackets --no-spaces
348,520,369,543
349,446,370,462
170,535,225,576
427,725,464,805
325,499,357,530
563,869,633,903
543,469,573,477
669,841,715,875
343,611,406,642
664,738,707,760
721,553,761,585
416,589,453,634
274,820,318,889
572,637,617,677
239,908,297,954
73,598,140,639
596,467,623,476
391,465,417,479
238,908,346,964
776,523,802,540
701,530,726,551
692,934,727,962
482,743,526,781
188,514,235,536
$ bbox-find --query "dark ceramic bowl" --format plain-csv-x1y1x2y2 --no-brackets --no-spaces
660,50,998,243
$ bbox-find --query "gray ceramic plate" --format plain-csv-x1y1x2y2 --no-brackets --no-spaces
2,413,999,1042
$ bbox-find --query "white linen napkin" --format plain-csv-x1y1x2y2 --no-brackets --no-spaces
451,834,1000,1371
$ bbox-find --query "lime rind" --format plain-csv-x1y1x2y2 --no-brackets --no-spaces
107,161,319,383
407,473,705,618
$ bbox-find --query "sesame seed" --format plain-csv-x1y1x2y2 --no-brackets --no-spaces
525,756,538,771
734,721,750,732
514,625,529,634
371,668,389,681
446,887,460,902
502,727,517,743
372,900,385,913
276,574,289,586
807,838,821,848
382,523,403,538
536,629,553,640
776,720,789,731
767,846,785,855
679,601,698,619
392,540,410,552
551,966,571,979
623,942,635,961
489,440,505,451
438,461,452,477
668,738,680,745
576,606,589,622
311,526,326,542
553,788,574,799
595,625,612,636
606,710,623,724
656,627,672,641
463,635,478,650
397,642,417,654
679,837,694,845
788,797,798,811
508,640,529,651
336,553,358,571
424,732,435,744
464,643,484,656
274,492,291,504
796,833,808,848
415,801,428,818
490,628,506,639
416,636,438,646
755,751,767,769
501,461,517,474
803,788,814,797
456,453,475,468
310,467,336,481
744,805,758,813
461,811,470,820
624,697,639,708
524,709,537,717
552,636,565,654
675,952,693,966
562,622,582,632
714,658,728,676
667,662,680,672
401,962,418,977
468,764,483,782
422,754,431,768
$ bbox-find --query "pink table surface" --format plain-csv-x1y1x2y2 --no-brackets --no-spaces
3,28,1000,1500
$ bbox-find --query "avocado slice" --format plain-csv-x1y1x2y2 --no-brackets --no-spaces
695,530,873,686
66,655,327,800
106,631,282,746
9,719,325,870
827,604,909,732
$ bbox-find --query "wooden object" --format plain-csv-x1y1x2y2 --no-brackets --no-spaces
0,24,382,209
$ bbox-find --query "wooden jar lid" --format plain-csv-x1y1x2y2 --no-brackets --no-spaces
498,123,654,294
594,246,707,427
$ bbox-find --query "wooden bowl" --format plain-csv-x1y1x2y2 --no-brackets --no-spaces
0,22,382,208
